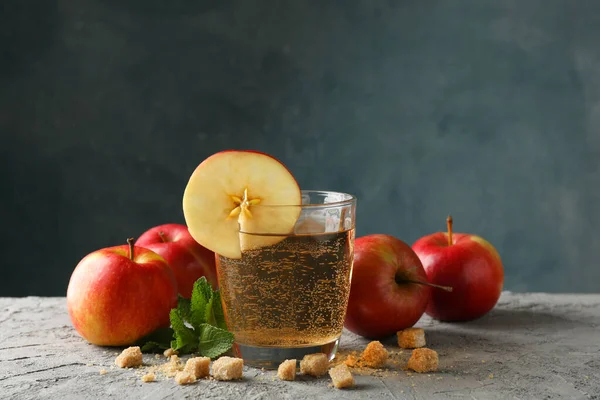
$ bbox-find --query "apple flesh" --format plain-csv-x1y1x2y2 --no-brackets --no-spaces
412,219,504,322
67,241,178,346
136,223,218,297
344,234,432,339
182,150,301,259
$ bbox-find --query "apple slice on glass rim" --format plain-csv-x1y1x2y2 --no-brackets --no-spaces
182,150,302,259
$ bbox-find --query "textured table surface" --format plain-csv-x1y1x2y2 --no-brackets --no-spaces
0,293,599,399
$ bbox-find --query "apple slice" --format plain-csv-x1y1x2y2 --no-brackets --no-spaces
182,150,301,259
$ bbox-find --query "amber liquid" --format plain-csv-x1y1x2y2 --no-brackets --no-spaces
216,229,355,348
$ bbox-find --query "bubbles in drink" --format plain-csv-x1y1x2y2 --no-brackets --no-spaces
217,229,355,348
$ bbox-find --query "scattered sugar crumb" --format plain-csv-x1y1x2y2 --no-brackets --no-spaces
99,369,107,375
160,355,184,378
331,348,405,378
344,354,358,367
141,373,156,383
133,354,186,381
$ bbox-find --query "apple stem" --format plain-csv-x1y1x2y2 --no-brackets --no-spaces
127,237,135,261
447,215,453,246
158,231,167,243
402,279,453,292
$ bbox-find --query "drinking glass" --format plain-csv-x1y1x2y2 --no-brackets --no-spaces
216,190,356,369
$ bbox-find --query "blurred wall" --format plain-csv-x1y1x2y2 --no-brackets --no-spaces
1,0,599,296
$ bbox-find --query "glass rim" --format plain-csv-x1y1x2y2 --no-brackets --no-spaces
253,189,356,208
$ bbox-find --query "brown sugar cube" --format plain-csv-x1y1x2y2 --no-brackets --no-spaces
212,357,244,381
141,373,156,383
300,353,329,377
115,346,143,368
184,357,211,379
174,371,197,385
277,359,297,381
397,328,426,349
329,364,354,389
361,341,388,368
163,348,178,358
407,348,439,373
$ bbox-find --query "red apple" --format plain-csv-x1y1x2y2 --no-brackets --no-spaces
136,223,218,297
412,216,504,322
67,238,178,346
344,234,447,339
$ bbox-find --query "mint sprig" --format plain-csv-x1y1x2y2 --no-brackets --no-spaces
169,308,198,354
197,323,237,358
137,277,234,358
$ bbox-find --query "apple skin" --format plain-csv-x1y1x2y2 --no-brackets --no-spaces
67,245,178,346
412,232,504,322
344,234,432,339
136,223,218,297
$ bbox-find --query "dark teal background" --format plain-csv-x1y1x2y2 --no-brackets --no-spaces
2,1,599,296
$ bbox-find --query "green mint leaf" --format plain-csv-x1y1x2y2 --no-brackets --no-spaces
177,295,192,321
196,323,234,359
144,278,233,356
196,277,214,305
205,291,215,326
169,308,198,353
140,341,169,352
211,290,228,330
170,339,196,354
189,277,212,327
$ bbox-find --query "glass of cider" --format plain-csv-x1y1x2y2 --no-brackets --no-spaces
216,190,356,368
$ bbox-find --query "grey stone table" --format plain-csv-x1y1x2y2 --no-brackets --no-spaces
1,292,598,399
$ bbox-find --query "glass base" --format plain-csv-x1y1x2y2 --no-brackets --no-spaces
232,337,340,369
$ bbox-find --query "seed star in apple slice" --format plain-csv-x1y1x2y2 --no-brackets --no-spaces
182,151,301,259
